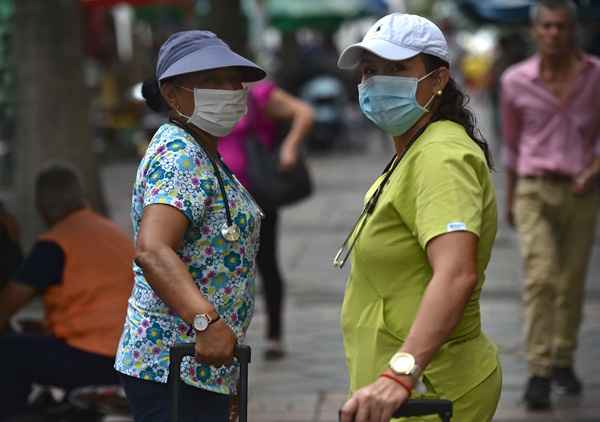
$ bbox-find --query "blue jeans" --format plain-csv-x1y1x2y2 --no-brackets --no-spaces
120,374,230,422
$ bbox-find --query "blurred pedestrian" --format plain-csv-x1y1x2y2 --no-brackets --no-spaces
114,31,265,422
500,0,600,410
218,80,314,360
0,201,23,288
489,31,530,138
335,13,500,422
0,164,134,420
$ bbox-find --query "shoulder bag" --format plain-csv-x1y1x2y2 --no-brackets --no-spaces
244,91,313,210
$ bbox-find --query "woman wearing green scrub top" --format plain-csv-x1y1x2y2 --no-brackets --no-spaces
335,14,501,422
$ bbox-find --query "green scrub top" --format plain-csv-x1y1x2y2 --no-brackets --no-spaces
341,120,499,403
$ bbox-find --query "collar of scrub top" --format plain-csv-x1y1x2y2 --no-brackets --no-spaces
168,119,264,242
333,124,429,268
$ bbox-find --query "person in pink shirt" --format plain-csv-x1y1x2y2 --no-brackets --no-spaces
501,0,600,411
219,80,314,360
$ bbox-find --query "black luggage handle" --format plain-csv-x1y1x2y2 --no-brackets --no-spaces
393,399,452,421
338,398,453,421
169,343,251,422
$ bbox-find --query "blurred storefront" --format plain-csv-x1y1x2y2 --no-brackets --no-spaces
0,0,396,178
2,0,599,188
0,0,197,188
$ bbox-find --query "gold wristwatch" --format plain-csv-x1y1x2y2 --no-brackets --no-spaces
192,310,220,332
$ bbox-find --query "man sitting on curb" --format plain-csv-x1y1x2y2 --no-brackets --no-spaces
0,164,134,420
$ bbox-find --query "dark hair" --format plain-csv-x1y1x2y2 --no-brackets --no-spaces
142,78,169,113
35,164,85,222
422,54,494,170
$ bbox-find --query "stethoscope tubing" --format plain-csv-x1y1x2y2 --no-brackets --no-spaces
168,120,263,242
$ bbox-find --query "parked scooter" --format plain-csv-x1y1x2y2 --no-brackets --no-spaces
300,75,347,150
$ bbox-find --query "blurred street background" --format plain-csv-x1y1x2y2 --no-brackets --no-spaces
1,0,600,421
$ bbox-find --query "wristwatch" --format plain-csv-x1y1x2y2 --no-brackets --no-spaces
193,311,220,332
389,352,421,380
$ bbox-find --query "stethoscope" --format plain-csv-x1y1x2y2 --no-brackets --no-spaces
169,120,265,243
332,155,399,268
332,125,427,268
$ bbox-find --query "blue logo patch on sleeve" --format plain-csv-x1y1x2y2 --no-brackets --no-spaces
447,222,467,232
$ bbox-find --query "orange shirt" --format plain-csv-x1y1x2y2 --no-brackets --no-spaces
40,209,134,357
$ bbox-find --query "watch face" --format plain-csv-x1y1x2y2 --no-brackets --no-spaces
390,353,415,374
194,314,209,331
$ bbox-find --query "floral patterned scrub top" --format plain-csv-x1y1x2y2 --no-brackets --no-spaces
115,123,262,395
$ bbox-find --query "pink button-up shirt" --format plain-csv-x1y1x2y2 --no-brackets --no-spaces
500,54,600,177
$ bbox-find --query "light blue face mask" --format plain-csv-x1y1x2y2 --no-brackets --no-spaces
358,70,438,136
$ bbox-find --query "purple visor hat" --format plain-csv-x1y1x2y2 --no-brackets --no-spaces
156,30,266,82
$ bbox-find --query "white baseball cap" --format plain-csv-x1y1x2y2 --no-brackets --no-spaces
337,13,449,69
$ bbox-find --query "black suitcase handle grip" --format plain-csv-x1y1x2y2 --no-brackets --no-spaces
339,398,453,422
393,399,453,421
169,343,251,422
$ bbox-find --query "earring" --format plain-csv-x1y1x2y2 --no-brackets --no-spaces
437,90,443,96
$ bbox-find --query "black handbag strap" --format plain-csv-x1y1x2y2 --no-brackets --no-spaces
246,89,264,144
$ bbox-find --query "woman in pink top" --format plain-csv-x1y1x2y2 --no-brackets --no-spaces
219,80,314,359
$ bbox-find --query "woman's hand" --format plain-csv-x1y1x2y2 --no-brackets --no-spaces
279,143,299,172
265,87,314,172
339,375,410,422
195,318,237,366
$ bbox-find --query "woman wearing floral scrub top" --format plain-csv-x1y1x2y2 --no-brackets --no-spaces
114,30,266,422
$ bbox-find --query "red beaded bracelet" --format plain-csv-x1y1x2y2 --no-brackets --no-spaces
380,373,413,396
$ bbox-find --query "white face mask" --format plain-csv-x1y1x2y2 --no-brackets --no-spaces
176,87,248,137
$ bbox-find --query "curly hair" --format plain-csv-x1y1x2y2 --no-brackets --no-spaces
422,54,494,170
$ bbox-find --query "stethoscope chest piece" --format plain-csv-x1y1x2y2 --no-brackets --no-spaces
221,223,241,242
167,120,259,245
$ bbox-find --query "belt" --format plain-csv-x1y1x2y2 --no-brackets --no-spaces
522,172,573,183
